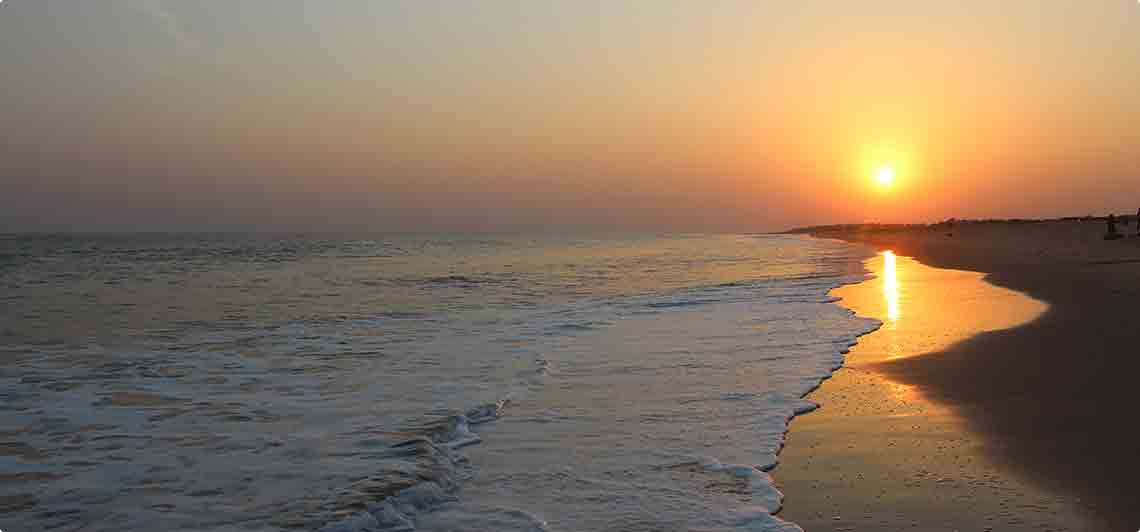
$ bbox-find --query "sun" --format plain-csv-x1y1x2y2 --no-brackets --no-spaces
875,166,896,187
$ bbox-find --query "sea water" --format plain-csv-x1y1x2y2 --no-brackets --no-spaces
0,234,878,532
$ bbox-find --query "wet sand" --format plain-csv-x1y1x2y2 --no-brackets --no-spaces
781,221,1140,531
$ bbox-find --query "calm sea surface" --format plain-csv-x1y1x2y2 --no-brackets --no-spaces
0,234,877,532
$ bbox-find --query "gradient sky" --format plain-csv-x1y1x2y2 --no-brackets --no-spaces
2,1,1138,232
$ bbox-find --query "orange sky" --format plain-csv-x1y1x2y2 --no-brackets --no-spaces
1,1,1138,232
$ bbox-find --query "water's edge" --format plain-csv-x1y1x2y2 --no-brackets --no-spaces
316,238,886,532
764,241,885,528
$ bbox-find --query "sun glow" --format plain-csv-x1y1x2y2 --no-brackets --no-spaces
857,141,915,195
875,166,896,187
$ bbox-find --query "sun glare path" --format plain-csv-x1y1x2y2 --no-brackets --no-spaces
883,250,900,322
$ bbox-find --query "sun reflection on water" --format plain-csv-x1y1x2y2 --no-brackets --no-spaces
882,251,900,322
834,249,1047,365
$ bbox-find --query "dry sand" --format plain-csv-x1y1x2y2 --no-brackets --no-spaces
778,220,1140,531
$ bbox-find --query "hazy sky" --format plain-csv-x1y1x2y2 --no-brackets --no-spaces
2,1,1138,232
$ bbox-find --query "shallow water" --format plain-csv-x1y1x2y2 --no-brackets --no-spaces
0,234,877,531
836,251,1048,365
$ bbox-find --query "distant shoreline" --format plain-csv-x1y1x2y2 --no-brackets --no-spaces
782,214,1137,237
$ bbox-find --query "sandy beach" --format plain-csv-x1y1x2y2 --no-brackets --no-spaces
780,220,1140,531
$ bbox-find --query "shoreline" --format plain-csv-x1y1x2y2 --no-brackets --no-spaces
780,221,1140,531
776,238,1099,531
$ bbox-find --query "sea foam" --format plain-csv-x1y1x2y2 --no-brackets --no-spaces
0,234,875,532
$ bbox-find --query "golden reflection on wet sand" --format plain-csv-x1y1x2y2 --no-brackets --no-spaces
838,250,1046,365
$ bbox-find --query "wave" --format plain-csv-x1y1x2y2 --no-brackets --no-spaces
317,437,460,532
317,399,511,531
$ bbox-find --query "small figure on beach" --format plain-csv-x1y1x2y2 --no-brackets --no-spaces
1136,208,1140,235
1104,214,1121,240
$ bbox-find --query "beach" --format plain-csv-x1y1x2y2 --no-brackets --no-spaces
781,220,1140,531
3,228,1135,531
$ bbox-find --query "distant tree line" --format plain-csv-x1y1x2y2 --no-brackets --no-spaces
784,214,1138,235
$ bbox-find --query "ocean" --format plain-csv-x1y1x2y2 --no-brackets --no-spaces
0,233,879,532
